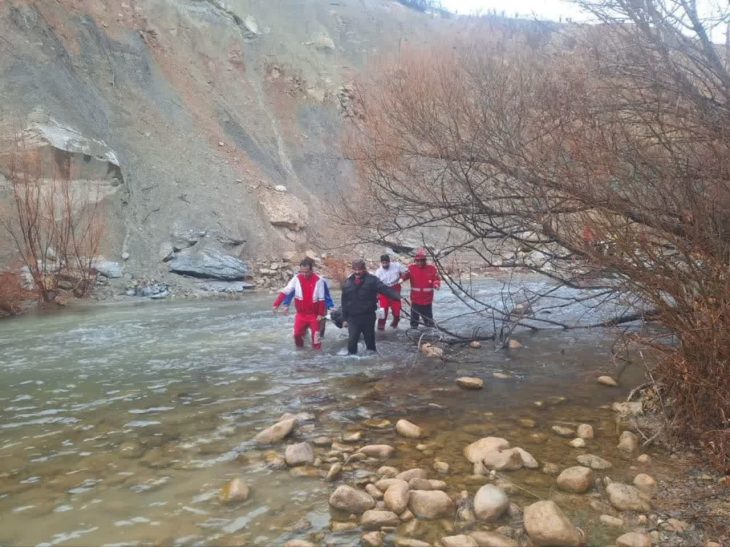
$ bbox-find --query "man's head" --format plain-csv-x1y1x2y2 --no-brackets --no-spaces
414,248,428,267
299,257,315,277
380,254,390,269
351,259,367,277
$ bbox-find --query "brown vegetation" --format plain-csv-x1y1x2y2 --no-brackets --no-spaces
0,267,32,316
344,1,729,468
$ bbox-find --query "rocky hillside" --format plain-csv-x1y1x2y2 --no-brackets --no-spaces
0,0,458,291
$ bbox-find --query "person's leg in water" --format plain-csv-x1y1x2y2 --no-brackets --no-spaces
319,317,327,339
347,320,363,354
377,293,389,331
361,313,377,351
293,313,307,347
390,292,402,328
308,315,322,349
420,304,434,327
410,304,422,328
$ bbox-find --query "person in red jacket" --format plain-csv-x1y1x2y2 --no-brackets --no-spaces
401,248,441,328
272,258,327,349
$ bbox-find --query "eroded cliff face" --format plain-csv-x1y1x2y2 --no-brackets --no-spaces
0,0,453,282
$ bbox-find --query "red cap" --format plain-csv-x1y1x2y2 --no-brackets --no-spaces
414,248,427,259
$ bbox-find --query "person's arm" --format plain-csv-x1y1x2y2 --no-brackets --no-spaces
340,280,350,322
432,267,441,290
273,277,296,310
400,266,411,282
375,277,402,301
324,282,335,310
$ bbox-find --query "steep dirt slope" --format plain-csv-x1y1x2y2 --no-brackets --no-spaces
0,0,455,280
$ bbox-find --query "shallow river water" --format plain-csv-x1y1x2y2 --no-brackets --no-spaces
0,279,680,546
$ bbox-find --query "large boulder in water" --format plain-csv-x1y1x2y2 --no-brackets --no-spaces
168,246,250,280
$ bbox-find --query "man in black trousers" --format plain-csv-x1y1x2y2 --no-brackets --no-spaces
341,259,402,355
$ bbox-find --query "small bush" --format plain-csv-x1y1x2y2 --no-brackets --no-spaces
0,270,32,316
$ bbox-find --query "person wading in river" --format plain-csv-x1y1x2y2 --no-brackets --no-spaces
341,259,402,355
374,253,407,330
272,257,327,349
401,248,441,328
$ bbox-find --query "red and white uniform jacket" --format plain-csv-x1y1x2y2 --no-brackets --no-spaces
374,262,407,289
273,273,327,316
402,264,441,305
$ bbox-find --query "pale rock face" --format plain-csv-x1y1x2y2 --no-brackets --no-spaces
556,466,594,494
329,485,376,514
523,500,582,547
408,490,455,520
473,484,510,521
606,483,651,512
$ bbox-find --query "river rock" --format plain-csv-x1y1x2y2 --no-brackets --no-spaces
456,377,484,390
362,531,384,547
615,532,653,547
632,473,657,497
542,462,561,475
493,372,512,380
285,442,314,466
469,530,518,546
576,424,594,439
359,445,395,459
473,484,509,521
364,418,392,429
569,438,586,448
384,479,410,514
606,483,651,512
637,453,651,464
433,461,450,474
514,447,539,468
469,341,482,348
552,425,575,437
118,441,144,459
219,478,250,504
396,419,422,439
518,418,537,428
420,342,444,358
168,247,250,280
618,431,639,452
254,417,297,445
441,535,478,547
483,447,524,471
284,540,316,547
361,509,400,530
577,454,613,470
396,468,428,481
507,339,522,349
395,539,430,547
408,490,455,519
523,500,582,546
325,462,342,482
599,514,623,527
378,466,399,478
556,466,594,494
464,437,510,463
376,478,402,491
342,431,363,442
612,401,643,416
409,478,433,490
597,375,619,387
366,484,384,499
329,485,376,514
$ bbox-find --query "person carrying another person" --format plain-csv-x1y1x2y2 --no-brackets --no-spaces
401,248,441,328
272,257,327,349
374,253,407,330
341,259,402,355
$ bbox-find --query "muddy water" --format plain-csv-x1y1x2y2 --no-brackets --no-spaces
0,281,674,546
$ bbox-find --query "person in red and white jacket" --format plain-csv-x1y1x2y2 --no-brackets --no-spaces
374,253,407,330
272,257,327,349
401,248,441,328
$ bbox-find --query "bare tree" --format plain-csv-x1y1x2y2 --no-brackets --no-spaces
343,2,729,468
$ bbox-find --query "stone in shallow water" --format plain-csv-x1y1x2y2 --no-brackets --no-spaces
408,490,455,519
551,425,575,437
219,478,250,505
469,530,518,547
329,485,375,514
473,484,509,521
440,534,478,547
285,442,314,466
360,509,400,530
254,417,296,445
617,431,639,452
556,466,594,494
523,500,582,547
383,479,410,514
606,483,651,512
577,454,613,470
395,419,422,439
576,424,594,439
569,438,586,448
615,532,652,547
597,375,619,387
456,377,484,390
359,444,395,459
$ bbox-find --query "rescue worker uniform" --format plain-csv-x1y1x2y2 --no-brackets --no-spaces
374,261,407,330
282,278,335,337
402,260,441,328
341,272,402,354
273,273,327,349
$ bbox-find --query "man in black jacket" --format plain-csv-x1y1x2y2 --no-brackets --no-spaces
341,259,402,355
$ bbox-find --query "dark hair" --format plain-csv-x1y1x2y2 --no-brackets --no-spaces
351,259,366,269
300,257,315,269
380,254,390,262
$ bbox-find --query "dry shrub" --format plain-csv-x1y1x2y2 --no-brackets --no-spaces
0,269,33,315
322,257,349,288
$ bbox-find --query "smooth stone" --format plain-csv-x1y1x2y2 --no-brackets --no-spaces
399,508,414,521
518,418,537,428
325,462,342,482
523,500,582,546
456,377,484,390
637,454,651,464
618,431,640,452
331,520,358,532
473,484,509,521
366,483,384,500
254,417,296,444
285,442,314,466
507,339,522,349
118,441,144,459
577,454,613,470
408,490,455,519
552,425,575,437
469,530,518,546
263,450,286,469
542,462,561,475
289,466,320,478
362,531,384,547
482,447,523,471
464,437,510,463
359,444,395,459
312,436,332,447
395,419,422,439
599,514,623,527
363,418,392,429
329,485,376,514
606,483,651,512
433,461,450,474
556,466,594,494
576,424,594,439
493,372,512,379
515,447,539,468
469,341,482,348
360,509,400,530
394,538,430,547
597,375,619,387
377,466,399,478
615,532,653,547
569,438,586,448
384,480,410,514
428,479,447,490
396,468,428,481
342,431,363,442
219,478,250,504
285,541,316,547
440,535,478,547
375,478,402,491
409,478,433,490
633,473,657,497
